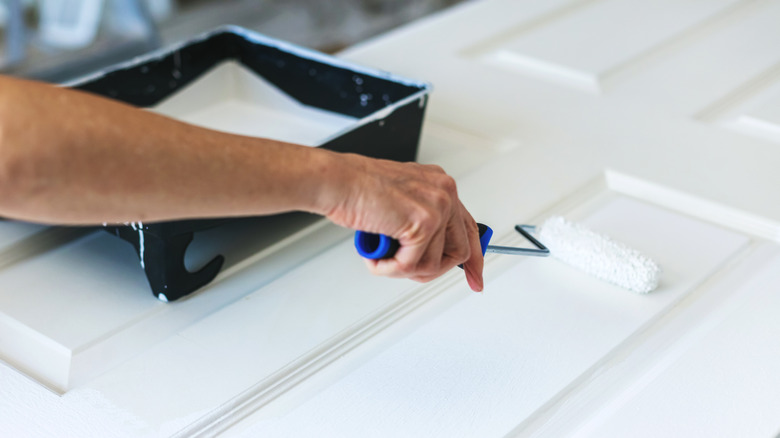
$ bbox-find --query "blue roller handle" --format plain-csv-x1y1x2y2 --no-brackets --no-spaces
355,223,493,260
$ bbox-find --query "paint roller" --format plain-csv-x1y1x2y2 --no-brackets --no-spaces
355,216,660,293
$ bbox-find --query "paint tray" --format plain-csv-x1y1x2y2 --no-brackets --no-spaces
68,26,431,301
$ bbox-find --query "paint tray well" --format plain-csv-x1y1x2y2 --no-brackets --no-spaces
150,60,359,146
68,26,432,301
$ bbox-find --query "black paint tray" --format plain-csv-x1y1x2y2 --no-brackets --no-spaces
68,26,431,302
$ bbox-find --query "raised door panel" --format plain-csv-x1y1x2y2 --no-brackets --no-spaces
705,70,780,143
577,255,780,437
0,212,343,393
231,188,754,437
475,0,743,92
3,0,780,436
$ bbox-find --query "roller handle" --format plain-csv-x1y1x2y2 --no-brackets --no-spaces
355,223,493,260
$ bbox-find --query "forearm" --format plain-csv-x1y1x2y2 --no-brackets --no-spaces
0,76,484,290
0,76,339,225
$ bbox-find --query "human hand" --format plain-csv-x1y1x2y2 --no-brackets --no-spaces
318,152,484,291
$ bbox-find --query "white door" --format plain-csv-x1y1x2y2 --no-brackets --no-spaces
3,1,780,437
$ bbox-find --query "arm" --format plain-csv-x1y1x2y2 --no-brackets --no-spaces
0,75,483,291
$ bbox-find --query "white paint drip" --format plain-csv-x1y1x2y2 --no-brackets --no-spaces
129,222,145,269
539,216,661,293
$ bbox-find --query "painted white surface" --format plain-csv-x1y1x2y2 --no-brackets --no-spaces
0,221,53,271
235,195,749,437
3,0,780,436
416,121,519,178
0,231,153,391
584,254,780,437
0,221,44,250
724,82,780,143
0,215,346,393
151,61,357,146
479,0,742,92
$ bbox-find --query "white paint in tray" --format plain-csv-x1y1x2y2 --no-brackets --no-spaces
150,61,358,147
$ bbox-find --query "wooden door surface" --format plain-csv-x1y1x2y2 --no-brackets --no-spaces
2,1,780,437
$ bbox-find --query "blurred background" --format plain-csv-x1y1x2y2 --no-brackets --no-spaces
0,0,465,83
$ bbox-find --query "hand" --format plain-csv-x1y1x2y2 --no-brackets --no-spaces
320,152,484,291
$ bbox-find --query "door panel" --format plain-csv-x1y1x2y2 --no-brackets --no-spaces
584,257,780,437
2,0,780,436
235,190,754,437
707,71,780,143
474,0,743,92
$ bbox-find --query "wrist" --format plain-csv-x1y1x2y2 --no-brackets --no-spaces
302,148,356,218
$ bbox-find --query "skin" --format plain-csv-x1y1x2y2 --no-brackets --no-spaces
0,75,484,291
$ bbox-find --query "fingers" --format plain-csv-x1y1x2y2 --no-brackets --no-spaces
408,224,447,278
327,154,483,290
365,200,483,291
409,205,472,282
370,220,448,280
460,208,484,292
410,203,483,291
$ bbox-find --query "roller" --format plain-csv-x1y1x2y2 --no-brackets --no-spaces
355,223,549,262
355,216,660,293
537,216,660,293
